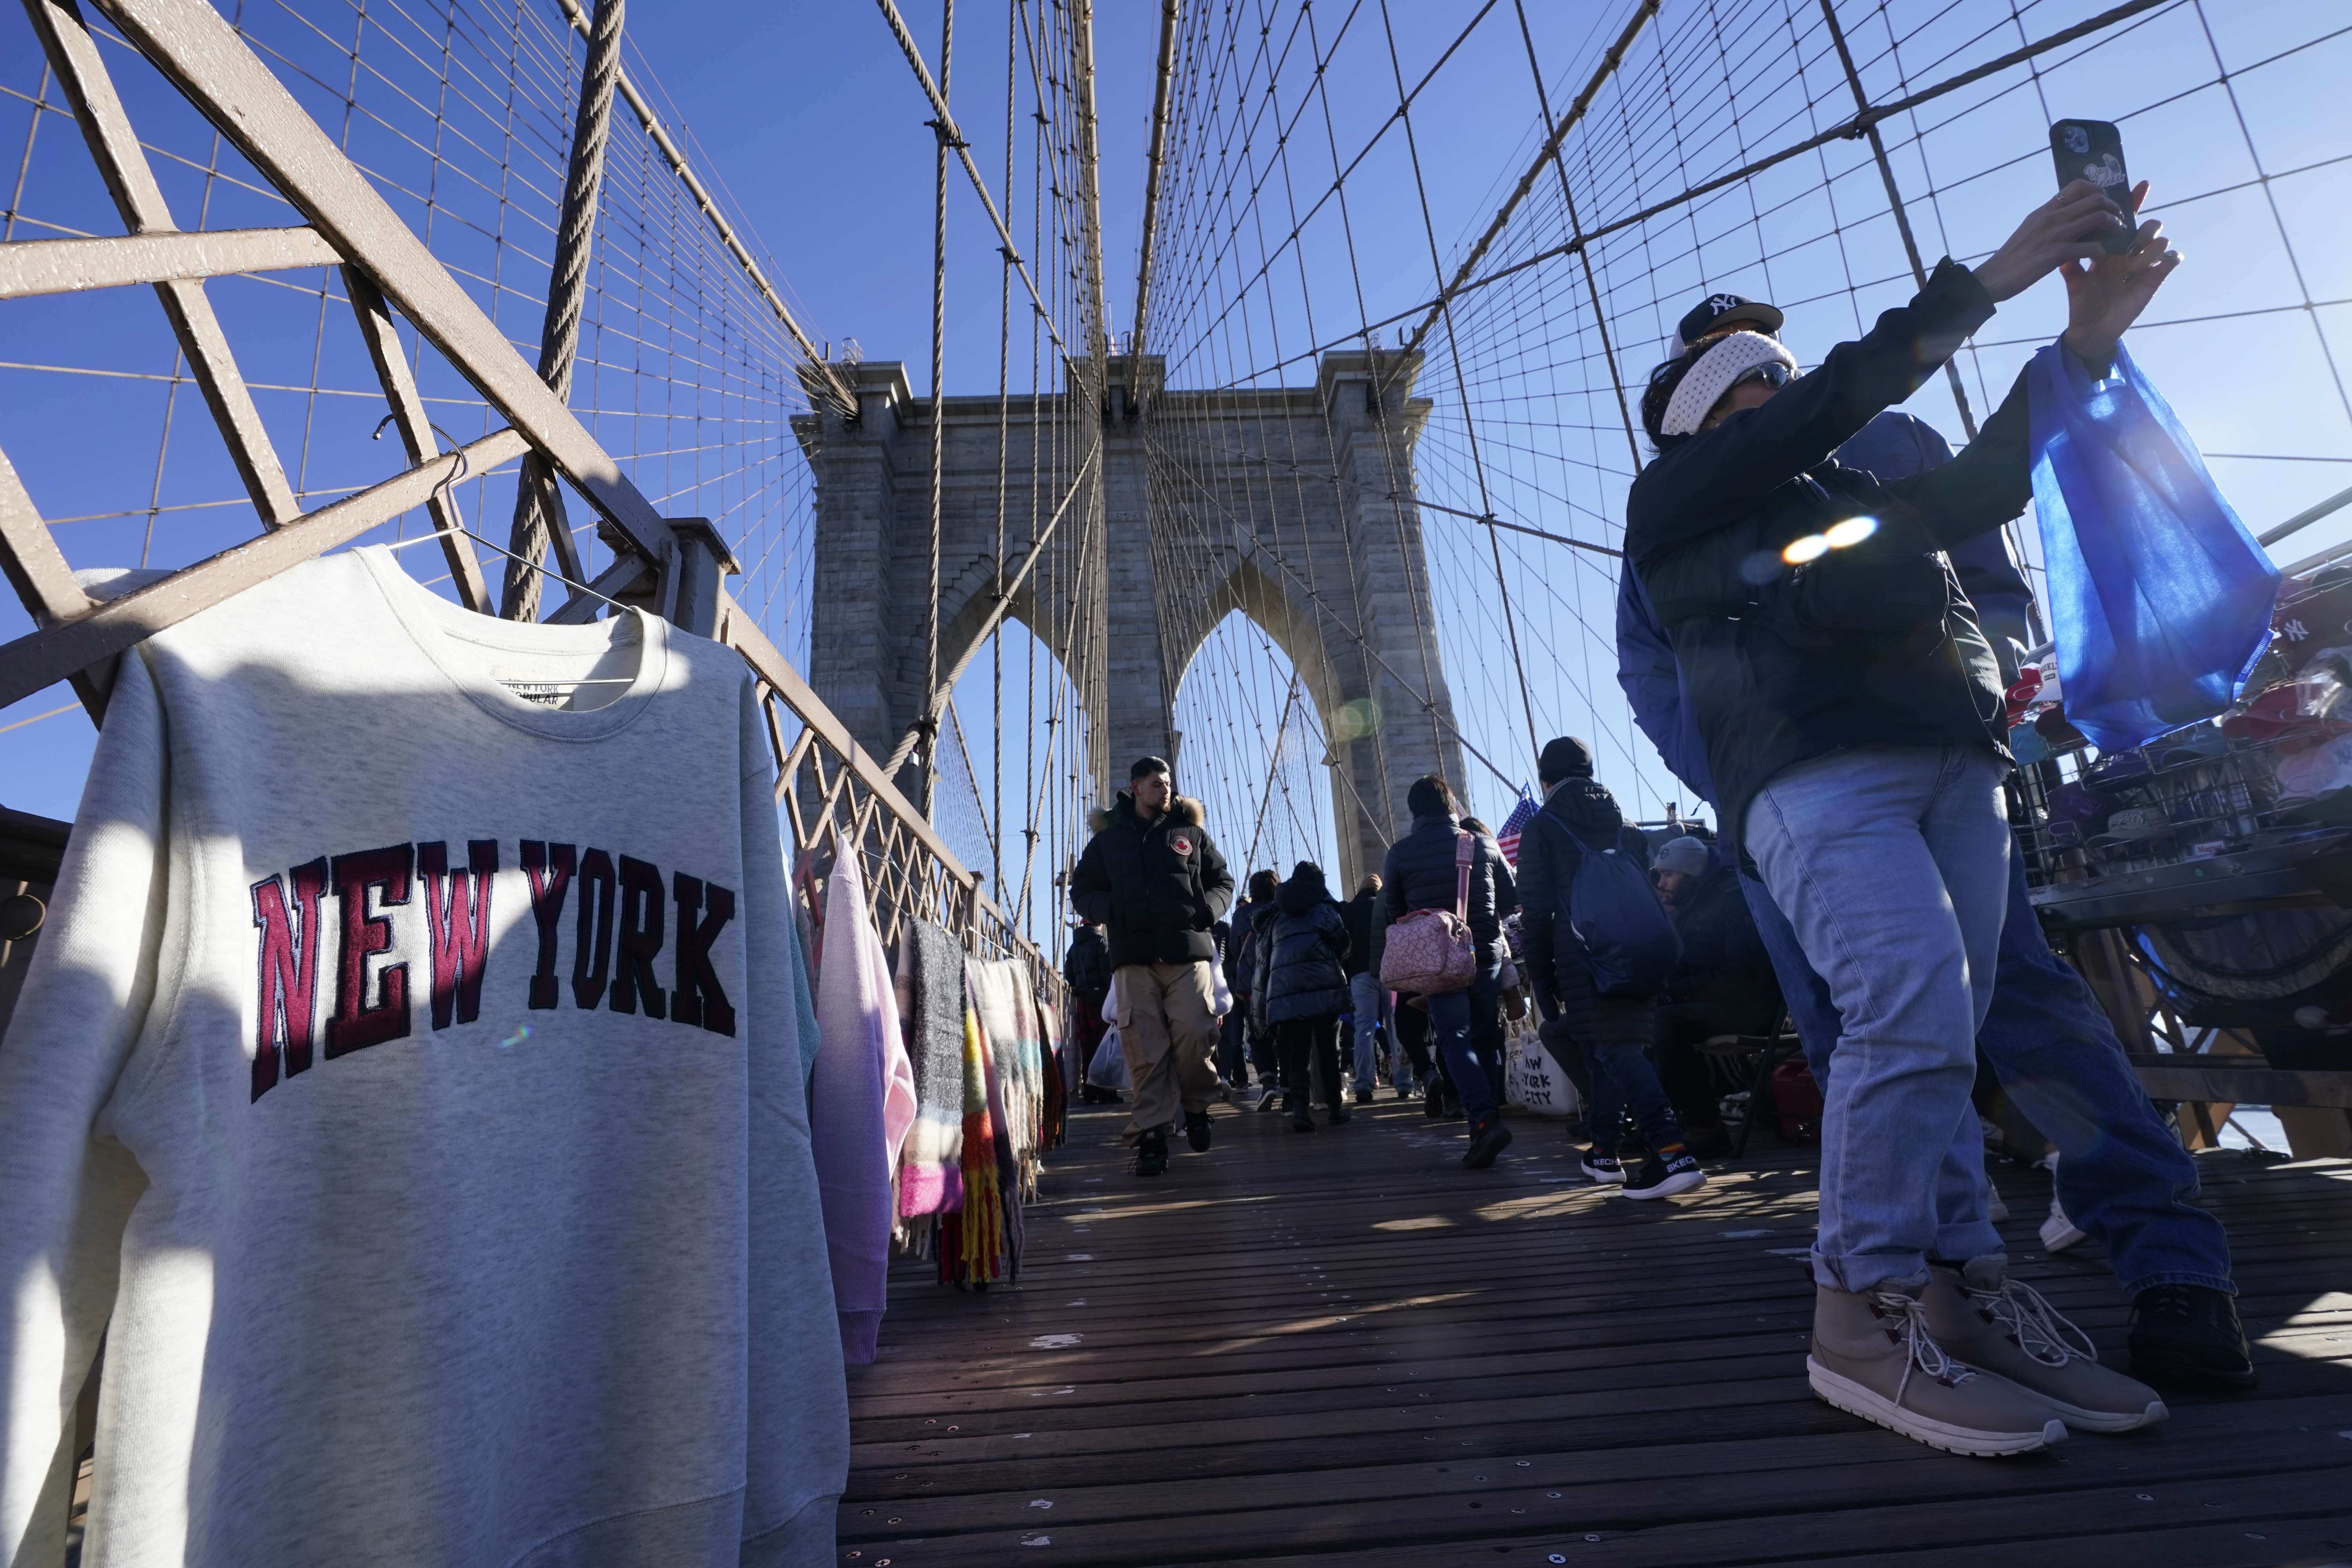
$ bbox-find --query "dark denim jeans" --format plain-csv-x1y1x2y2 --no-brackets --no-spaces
1581,1037,1684,1158
1427,958,1504,1123
1740,849,2234,1298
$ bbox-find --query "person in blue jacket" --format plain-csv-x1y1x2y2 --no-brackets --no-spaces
1615,298,2251,1398
1621,183,2182,1454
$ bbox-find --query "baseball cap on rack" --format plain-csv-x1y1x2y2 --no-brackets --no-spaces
1671,292,1786,356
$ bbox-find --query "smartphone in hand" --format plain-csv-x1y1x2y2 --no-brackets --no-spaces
2049,119,2138,255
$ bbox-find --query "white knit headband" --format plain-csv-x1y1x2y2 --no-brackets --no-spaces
1661,330,1800,437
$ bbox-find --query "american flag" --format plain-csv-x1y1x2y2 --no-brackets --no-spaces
1495,788,1537,867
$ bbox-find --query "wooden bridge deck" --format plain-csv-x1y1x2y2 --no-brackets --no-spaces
840,1097,2352,1568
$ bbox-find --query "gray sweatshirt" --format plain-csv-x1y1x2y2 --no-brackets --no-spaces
0,548,846,1566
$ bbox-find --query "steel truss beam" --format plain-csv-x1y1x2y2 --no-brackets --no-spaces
0,225,340,299
0,429,528,714
26,0,303,529
87,0,672,570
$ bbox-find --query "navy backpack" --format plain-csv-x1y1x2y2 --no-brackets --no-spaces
1541,815,1682,996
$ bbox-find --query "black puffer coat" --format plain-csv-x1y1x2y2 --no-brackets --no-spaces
1627,260,2033,852
1664,862,1781,1020
1515,777,1659,1049
1254,867,1352,1023
1375,812,1516,971
1069,793,1235,968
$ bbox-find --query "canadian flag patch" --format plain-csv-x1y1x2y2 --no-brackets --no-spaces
1168,836,1192,856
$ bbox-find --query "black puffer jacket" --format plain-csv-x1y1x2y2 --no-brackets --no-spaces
1375,812,1516,970
1627,260,2033,851
1515,777,1655,985
1664,862,1781,1019
1254,867,1352,1023
1340,888,1379,978
1069,793,1235,968
1061,924,1112,996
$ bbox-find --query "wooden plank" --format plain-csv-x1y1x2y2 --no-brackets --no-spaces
2129,1058,2352,1110
842,1098,2352,1567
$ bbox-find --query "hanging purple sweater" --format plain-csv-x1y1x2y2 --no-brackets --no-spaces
810,833,902,1363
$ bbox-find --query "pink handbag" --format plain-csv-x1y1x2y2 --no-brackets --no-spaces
1377,831,1477,996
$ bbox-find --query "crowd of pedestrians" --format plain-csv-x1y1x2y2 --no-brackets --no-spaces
1062,180,2255,1462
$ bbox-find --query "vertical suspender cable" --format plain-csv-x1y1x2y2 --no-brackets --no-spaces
925,0,955,815
502,0,623,620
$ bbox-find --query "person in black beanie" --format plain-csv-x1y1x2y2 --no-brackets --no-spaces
1070,756,1236,1176
1515,737,1706,1200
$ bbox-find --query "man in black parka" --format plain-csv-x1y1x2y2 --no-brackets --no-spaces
1070,755,1236,1176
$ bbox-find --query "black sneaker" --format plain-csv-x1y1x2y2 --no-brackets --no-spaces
1184,1109,1214,1153
1354,1085,1374,1105
1289,1097,1316,1132
1579,1149,1624,1182
1621,1152,1706,1200
1255,1083,1283,1112
1325,1102,1352,1125
2129,1284,2257,1389
1423,1082,1446,1120
1135,1127,1169,1178
1463,1114,1514,1169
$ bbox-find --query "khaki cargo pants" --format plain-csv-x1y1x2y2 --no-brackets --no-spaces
1114,960,1221,1143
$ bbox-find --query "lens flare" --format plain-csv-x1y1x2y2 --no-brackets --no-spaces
1824,515,1879,549
1781,534,1830,564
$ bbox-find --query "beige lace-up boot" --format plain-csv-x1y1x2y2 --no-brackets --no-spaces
1808,1280,2067,1456
1922,1260,2168,1432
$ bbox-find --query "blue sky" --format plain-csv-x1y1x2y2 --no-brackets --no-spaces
5,0,2348,949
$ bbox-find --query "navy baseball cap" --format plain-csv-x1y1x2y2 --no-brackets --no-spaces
1671,292,1785,355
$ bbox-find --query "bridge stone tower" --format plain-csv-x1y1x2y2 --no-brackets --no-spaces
795,350,1466,891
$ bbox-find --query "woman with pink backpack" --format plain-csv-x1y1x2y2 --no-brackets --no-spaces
1373,775,1517,1169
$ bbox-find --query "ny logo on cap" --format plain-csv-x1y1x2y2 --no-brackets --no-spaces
1706,292,1740,313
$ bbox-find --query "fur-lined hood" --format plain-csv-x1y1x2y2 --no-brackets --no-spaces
1091,791,1205,834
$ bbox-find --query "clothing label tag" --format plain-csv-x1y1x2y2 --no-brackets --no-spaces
492,668,571,708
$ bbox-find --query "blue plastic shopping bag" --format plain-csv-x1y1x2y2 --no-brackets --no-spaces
2027,341,2279,753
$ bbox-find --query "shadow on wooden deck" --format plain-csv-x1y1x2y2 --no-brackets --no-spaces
840,1096,2352,1568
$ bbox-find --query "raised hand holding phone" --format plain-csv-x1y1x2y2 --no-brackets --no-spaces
2059,179,2180,367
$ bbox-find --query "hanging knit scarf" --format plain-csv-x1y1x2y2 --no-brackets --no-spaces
967,958,1048,1199
940,978,1013,1285
895,918,971,1236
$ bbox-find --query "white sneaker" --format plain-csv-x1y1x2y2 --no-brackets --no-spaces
2041,1201,2089,1253
1987,1185,2010,1224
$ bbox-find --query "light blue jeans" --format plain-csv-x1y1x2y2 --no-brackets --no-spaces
1744,744,2012,1293
1349,973,1383,1087
1743,851,2236,1299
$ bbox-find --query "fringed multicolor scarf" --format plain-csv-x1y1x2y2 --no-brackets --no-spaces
940,982,1015,1285
967,958,1049,1199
